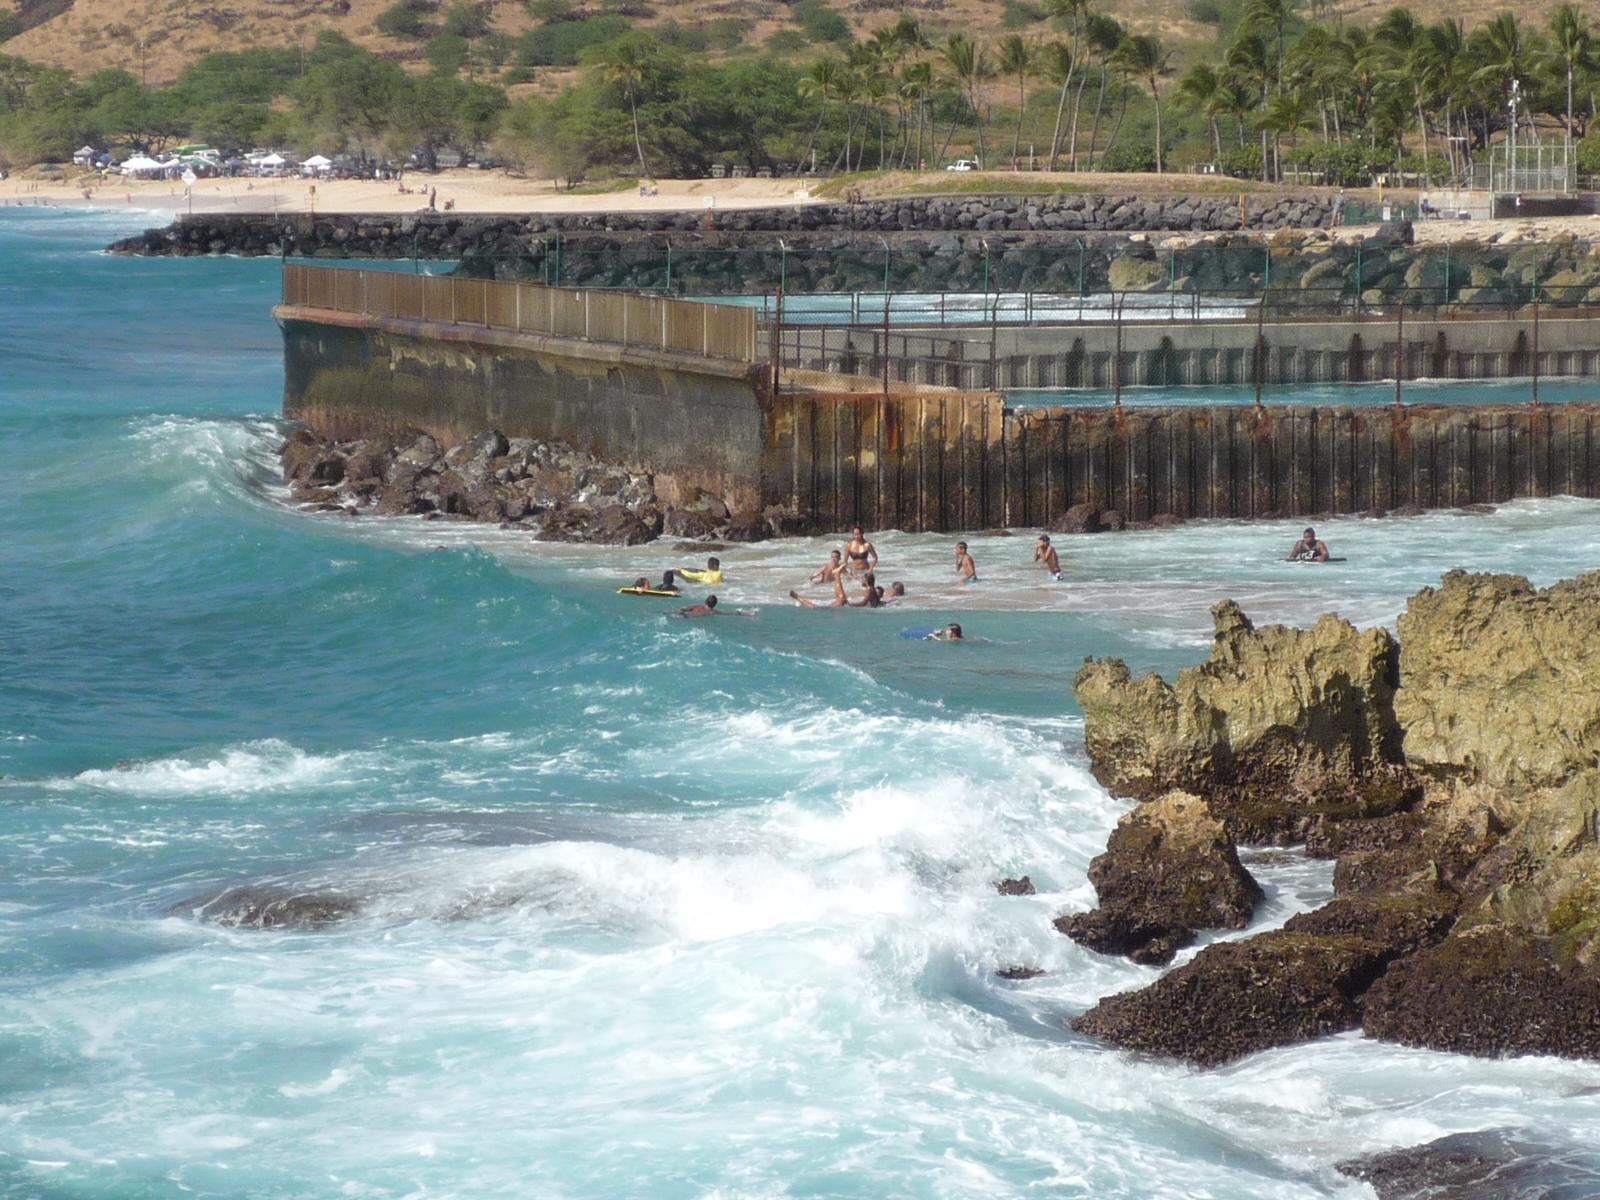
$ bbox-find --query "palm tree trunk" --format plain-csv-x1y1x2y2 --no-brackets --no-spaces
1087,65,1109,166
972,91,987,168
1047,69,1073,170
1013,75,1026,167
1152,82,1163,173
1211,116,1221,158
629,92,648,176
1069,68,1091,168
1106,81,1130,155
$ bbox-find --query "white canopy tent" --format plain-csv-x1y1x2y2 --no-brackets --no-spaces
120,156,167,174
302,154,333,169
257,153,288,167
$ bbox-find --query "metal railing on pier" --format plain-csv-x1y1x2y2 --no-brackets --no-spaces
281,263,759,364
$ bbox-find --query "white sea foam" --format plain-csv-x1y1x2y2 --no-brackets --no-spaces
63,739,361,797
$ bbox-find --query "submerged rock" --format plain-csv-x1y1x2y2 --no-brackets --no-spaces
173,885,361,930
1338,1129,1600,1200
995,876,1037,896
1056,790,1261,965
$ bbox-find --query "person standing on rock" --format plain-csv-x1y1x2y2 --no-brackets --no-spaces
1286,527,1330,562
955,542,978,584
1035,534,1062,581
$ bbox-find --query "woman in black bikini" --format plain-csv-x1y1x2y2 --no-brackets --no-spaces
843,526,878,578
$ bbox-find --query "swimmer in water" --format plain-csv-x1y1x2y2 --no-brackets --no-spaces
1286,527,1330,562
809,549,845,584
882,581,906,605
1034,534,1061,581
843,526,878,578
676,594,724,617
677,557,723,585
658,569,680,594
929,622,963,641
955,542,977,584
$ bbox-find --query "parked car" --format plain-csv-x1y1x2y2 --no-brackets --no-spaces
945,159,980,171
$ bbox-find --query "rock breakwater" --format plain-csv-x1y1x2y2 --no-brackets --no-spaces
1064,570,1600,1067
280,426,797,543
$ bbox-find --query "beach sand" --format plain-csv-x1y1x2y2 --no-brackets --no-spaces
7,166,1599,244
2,170,825,216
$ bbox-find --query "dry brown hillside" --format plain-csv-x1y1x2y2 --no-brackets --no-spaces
0,0,1575,86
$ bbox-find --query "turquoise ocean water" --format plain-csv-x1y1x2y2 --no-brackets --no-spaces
5,208,1600,1199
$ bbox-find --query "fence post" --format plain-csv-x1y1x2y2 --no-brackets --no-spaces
1532,289,1541,406
1114,293,1124,408
883,290,892,398
1355,245,1363,317
702,304,709,357
1254,295,1265,410
1394,300,1405,409
771,286,784,395
584,290,591,341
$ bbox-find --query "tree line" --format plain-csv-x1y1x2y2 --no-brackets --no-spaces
2,0,1598,184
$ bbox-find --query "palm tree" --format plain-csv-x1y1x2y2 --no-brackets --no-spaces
1041,0,1087,169
941,34,993,168
998,34,1037,167
1227,30,1274,177
600,37,653,176
1117,34,1172,171
899,60,934,168
1243,0,1294,94
1547,4,1595,143
1178,61,1227,159
798,58,844,171
1082,14,1124,167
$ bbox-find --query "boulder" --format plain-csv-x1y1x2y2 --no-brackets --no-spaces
1097,509,1127,532
720,509,770,542
1056,791,1261,965
395,433,440,471
1071,931,1392,1067
1051,503,1101,534
1073,599,1412,841
1361,925,1600,1059
996,876,1037,896
344,442,391,483
1108,255,1167,293
1395,571,1600,792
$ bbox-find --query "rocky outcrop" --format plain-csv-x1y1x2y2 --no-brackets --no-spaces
173,885,361,930
1056,790,1261,965
280,426,799,543
1066,570,1600,1068
1337,1130,1600,1200
1074,600,1412,842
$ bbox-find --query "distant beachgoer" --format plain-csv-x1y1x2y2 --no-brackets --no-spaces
1287,527,1330,562
955,541,977,584
677,594,723,617
429,187,437,211
1034,534,1061,581
929,623,963,641
843,526,877,577
677,556,722,585
810,549,845,584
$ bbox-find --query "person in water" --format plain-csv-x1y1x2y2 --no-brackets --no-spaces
789,577,884,608
843,526,878,577
955,542,977,584
882,581,906,605
929,622,963,641
678,557,723,585
677,594,725,617
1034,534,1061,581
809,549,845,584
1287,527,1330,562
658,570,680,594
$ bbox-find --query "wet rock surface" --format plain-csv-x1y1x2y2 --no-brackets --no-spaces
172,885,362,930
1337,1130,1600,1200
280,427,802,544
1056,790,1261,965
1065,571,1600,1068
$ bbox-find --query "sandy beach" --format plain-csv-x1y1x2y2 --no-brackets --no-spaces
7,166,1600,243
2,169,825,216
